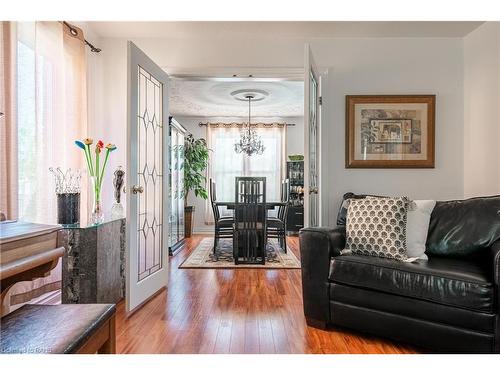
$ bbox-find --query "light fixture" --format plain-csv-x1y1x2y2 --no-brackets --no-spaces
234,94,265,156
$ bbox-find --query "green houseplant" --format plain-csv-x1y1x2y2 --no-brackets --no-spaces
183,134,210,237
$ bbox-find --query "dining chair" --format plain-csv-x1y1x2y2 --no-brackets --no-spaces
267,179,290,253
233,177,267,265
210,179,233,256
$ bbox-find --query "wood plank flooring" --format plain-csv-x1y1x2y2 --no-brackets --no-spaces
115,235,418,354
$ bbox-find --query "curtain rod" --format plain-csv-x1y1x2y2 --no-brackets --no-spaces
63,21,101,53
199,122,295,127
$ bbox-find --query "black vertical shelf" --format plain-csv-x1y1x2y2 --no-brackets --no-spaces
286,160,304,234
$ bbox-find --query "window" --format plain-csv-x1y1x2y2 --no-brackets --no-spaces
207,124,286,220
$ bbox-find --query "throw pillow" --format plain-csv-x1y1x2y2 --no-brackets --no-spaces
365,196,436,260
406,200,436,260
344,196,410,261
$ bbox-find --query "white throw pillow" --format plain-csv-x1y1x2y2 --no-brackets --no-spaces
406,200,436,260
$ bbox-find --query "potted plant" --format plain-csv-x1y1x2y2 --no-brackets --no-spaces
183,134,209,237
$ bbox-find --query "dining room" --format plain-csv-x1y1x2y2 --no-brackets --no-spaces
168,77,305,268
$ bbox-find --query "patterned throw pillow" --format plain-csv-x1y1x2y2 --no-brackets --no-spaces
344,196,410,261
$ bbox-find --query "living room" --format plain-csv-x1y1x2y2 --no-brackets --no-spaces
1,0,500,373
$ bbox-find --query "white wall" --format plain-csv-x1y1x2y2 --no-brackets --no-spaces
464,22,500,197
175,115,304,233
96,35,465,226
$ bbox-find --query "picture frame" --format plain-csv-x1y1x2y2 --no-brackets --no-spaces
345,95,435,168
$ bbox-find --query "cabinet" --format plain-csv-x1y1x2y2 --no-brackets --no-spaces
286,161,304,233
168,117,186,255
59,218,126,304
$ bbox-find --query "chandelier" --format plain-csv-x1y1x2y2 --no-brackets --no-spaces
234,95,265,156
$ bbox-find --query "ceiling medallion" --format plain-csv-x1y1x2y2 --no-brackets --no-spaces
234,93,265,157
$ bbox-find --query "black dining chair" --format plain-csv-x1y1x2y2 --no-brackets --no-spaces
267,179,290,253
210,179,233,256
233,177,267,265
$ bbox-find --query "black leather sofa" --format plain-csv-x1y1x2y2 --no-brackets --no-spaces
300,194,500,353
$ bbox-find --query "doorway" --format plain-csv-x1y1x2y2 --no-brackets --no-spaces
125,44,325,312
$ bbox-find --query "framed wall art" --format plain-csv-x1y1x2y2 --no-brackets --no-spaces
345,95,435,168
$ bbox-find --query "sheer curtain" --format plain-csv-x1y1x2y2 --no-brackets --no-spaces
205,123,286,223
0,22,18,219
16,21,88,223
1,21,88,314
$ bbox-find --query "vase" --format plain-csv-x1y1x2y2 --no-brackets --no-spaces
90,176,105,225
110,200,125,220
57,192,81,225
90,199,104,225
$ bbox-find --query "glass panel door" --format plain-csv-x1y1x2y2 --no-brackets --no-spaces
303,43,321,228
171,126,179,244
309,70,319,227
177,131,185,240
127,41,169,312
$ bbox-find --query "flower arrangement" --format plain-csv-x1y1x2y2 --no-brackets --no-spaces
75,138,117,224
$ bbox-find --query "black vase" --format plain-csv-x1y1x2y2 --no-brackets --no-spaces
57,193,80,225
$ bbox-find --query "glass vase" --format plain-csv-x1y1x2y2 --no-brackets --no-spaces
110,200,125,220
90,176,104,225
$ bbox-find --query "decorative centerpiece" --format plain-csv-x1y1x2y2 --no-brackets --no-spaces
75,138,117,225
111,166,125,219
49,167,82,225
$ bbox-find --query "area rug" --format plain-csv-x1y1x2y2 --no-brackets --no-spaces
179,238,301,269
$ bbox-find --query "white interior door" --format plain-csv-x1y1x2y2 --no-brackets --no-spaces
126,41,169,313
303,44,321,228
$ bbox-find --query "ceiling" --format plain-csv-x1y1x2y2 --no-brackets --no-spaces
89,21,483,39
169,80,304,117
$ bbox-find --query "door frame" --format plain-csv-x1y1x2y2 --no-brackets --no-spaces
126,41,170,314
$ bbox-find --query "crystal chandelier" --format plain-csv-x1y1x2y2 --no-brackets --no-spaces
234,95,265,156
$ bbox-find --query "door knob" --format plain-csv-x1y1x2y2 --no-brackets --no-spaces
131,185,144,194
309,187,318,194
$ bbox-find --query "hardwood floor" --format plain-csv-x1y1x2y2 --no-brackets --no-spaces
115,235,418,354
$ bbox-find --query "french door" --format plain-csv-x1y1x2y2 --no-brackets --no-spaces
126,41,169,312
303,44,321,228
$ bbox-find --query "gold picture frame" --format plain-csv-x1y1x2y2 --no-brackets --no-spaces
346,95,435,168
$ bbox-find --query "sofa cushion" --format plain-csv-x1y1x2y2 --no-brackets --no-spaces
329,254,494,313
426,195,500,258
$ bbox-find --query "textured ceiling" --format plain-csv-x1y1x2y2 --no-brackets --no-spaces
169,80,304,117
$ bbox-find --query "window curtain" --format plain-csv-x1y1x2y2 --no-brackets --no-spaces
1,21,88,314
16,21,88,224
0,22,18,220
204,123,286,224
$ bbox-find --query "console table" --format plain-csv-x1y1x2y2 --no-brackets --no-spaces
58,218,126,304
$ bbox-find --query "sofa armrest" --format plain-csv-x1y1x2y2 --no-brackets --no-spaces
299,226,346,328
492,240,500,352
492,239,500,285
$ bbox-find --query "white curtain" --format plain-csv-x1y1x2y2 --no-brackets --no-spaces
0,22,18,220
2,21,88,314
205,123,286,223
16,21,88,224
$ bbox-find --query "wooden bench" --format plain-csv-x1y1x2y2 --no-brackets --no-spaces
0,303,116,354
